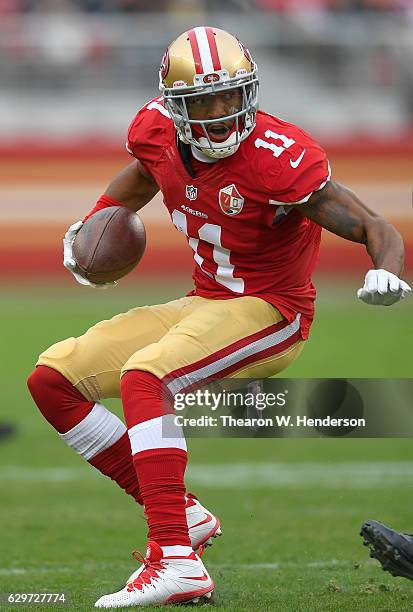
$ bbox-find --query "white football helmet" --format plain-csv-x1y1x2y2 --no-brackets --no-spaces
159,26,259,159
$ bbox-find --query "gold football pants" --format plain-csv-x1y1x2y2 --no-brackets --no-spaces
37,295,304,402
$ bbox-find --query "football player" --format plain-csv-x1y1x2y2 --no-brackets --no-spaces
27,27,411,607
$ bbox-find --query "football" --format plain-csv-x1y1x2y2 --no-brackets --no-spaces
72,206,146,283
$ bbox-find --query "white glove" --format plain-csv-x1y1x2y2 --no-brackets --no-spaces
63,220,115,289
357,269,411,306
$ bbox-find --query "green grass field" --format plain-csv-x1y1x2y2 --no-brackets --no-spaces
1,280,413,611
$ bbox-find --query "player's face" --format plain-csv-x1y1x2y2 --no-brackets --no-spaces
186,89,242,142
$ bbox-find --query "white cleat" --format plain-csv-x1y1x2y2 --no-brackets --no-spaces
94,541,214,608
126,494,221,585
185,493,222,552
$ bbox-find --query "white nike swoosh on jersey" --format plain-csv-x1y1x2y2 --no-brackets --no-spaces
290,149,306,168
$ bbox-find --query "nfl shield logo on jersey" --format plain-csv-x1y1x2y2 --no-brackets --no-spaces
219,184,244,216
185,185,198,201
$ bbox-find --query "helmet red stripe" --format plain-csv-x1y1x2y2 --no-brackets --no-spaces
187,28,203,74
205,27,221,71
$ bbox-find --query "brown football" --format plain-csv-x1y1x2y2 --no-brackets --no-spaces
72,206,146,283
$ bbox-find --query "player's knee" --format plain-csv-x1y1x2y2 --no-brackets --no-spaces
121,342,166,379
120,369,164,429
37,337,77,366
27,365,65,415
28,365,53,402
27,365,94,432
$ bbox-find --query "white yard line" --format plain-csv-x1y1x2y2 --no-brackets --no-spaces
212,559,350,570
0,559,358,575
0,467,92,482
1,462,413,488
0,568,72,575
188,462,413,489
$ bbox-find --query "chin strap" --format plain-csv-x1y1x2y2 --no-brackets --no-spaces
190,144,218,163
197,134,241,159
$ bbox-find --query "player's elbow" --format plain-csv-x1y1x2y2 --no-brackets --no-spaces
364,216,405,255
366,216,402,242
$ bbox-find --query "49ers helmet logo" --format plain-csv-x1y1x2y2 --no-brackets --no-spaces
203,73,220,84
160,48,170,80
238,40,253,65
219,184,244,216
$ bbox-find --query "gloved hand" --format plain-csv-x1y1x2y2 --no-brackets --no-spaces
357,269,411,306
63,220,116,288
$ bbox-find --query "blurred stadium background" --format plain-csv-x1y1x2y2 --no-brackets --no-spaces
1,3,413,610
1,0,413,278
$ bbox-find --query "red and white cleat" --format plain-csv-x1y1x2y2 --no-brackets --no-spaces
94,541,214,608
185,493,222,553
126,495,221,585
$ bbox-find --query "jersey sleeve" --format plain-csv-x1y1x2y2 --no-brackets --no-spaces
262,132,331,206
126,97,170,175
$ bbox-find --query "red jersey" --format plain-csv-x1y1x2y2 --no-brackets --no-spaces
126,97,331,339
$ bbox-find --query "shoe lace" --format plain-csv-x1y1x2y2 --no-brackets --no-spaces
126,550,166,592
186,492,199,501
197,544,206,558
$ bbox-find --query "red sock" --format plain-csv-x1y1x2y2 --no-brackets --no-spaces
121,370,190,547
27,366,142,504
133,447,188,546
89,432,142,504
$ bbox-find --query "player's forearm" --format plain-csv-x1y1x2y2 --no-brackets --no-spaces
364,217,404,277
300,180,405,276
104,160,159,211
81,161,159,222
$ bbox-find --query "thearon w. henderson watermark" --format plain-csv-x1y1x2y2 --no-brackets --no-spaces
160,378,413,438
